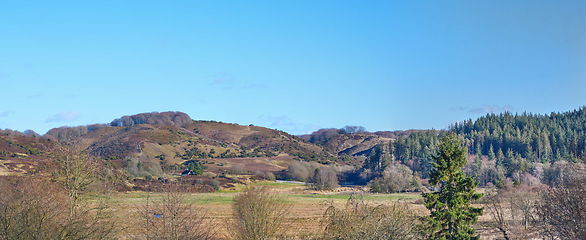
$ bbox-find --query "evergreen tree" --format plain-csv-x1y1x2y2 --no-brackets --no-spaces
504,148,515,169
487,144,495,161
473,154,482,173
422,134,484,240
364,144,389,175
496,148,505,167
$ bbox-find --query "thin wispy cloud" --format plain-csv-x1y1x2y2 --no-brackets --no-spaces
209,73,266,90
262,115,320,135
45,111,80,123
468,105,514,114
209,72,235,89
241,84,267,90
27,93,43,99
267,115,291,128
451,105,514,115
0,72,13,80
209,78,234,86
449,106,469,111
0,111,13,117
209,78,236,90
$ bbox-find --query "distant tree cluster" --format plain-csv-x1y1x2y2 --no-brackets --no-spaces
451,108,586,163
46,124,106,142
285,160,353,190
391,131,445,178
110,111,192,127
368,163,423,193
343,125,367,134
183,160,205,175
373,129,433,139
301,125,367,146
385,108,586,189
358,143,423,193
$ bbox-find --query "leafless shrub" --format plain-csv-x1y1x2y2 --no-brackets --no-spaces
537,171,586,240
202,171,217,178
228,186,290,240
541,160,583,187
286,161,315,182
484,185,540,240
0,177,119,239
140,184,216,240
0,177,69,239
321,194,420,240
254,171,276,181
232,165,245,174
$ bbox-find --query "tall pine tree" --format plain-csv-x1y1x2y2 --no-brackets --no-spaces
422,134,483,239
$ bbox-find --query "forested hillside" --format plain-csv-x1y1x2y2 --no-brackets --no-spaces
451,107,586,163
366,107,586,192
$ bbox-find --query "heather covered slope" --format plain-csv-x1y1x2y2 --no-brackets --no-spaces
39,112,335,177
0,130,60,175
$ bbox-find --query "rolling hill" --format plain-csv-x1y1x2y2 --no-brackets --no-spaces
0,111,430,179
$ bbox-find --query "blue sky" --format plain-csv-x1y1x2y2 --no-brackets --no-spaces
1,1,585,135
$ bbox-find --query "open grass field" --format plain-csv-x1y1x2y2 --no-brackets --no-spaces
106,182,509,239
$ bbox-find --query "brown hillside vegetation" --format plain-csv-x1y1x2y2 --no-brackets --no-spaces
0,130,60,175
45,112,331,164
1,112,340,190
186,120,329,160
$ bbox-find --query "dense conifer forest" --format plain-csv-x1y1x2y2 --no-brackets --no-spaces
451,107,586,163
386,107,586,188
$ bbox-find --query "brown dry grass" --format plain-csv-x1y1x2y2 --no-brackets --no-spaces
110,184,424,239
103,184,522,240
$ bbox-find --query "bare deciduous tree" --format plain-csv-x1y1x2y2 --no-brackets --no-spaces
311,167,339,190
141,183,216,240
53,148,100,205
485,186,540,240
537,175,586,240
0,177,119,240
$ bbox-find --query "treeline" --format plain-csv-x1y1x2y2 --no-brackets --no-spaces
285,160,354,190
451,108,586,163
300,125,423,146
46,111,193,142
46,124,107,142
358,107,586,192
300,126,367,146
110,111,192,127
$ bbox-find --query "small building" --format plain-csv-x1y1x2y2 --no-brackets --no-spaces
181,170,194,176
